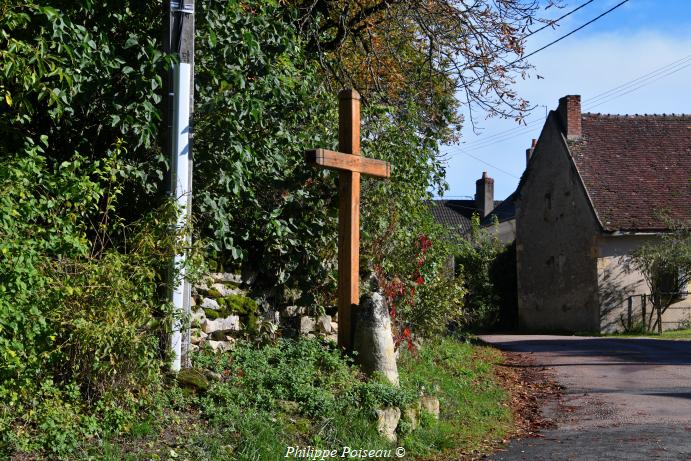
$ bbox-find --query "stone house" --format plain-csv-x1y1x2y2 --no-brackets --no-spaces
515,95,691,333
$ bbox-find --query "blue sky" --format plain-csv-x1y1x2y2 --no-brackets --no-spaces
440,0,691,200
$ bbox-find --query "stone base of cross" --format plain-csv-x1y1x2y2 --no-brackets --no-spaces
305,89,391,350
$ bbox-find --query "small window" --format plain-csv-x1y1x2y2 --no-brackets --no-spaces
544,193,552,210
657,267,688,302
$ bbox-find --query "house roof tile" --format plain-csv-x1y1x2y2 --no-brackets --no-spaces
429,199,507,234
568,114,691,232
428,200,475,234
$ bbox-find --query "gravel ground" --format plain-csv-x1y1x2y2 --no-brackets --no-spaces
480,335,691,461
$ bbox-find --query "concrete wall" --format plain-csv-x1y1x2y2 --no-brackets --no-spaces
516,113,601,332
487,219,516,245
597,235,691,332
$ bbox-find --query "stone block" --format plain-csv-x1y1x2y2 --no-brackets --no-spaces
316,315,332,334
191,330,208,345
208,340,232,353
353,292,399,386
325,332,338,343
263,309,280,324
210,272,242,284
192,308,206,324
211,283,241,297
201,297,220,311
300,316,316,335
177,368,209,392
402,405,419,430
202,316,240,335
375,407,400,442
283,305,306,318
420,396,440,419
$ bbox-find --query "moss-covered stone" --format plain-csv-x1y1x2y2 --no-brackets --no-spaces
204,308,221,320
223,294,257,315
207,288,222,298
177,368,209,393
219,294,259,334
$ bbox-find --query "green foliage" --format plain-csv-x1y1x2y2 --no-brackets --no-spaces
165,339,406,459
455,214,507,329
0,146,103,405
370,206,466,339
67,337,514,460
193,0,338,301
194,339,411,419
215,294,259,332
192,2,453,308
0,148,186,458
1,1,167,201
626,219,691,331
221,294,258,316
1,0,459,312
628,219,691,302
412,274,467,336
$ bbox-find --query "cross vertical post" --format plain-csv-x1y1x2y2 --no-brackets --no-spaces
304,88,390,351
337,89,361,350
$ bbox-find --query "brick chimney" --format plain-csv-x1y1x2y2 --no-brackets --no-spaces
525,138,537,166
475,171,494,219
557,95,582,140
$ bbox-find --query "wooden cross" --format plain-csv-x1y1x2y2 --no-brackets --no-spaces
305,89,391,350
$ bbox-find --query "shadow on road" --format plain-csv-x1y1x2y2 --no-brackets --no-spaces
487,337,691,366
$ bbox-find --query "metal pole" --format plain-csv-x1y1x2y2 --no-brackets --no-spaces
642,295,647,332
165,0,195,371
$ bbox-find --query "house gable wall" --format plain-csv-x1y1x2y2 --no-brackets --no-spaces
516,113,601,332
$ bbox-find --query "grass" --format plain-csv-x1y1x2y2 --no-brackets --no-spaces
74,337,513,460
658,328,691,339
602,327,691,340
398,338,513,458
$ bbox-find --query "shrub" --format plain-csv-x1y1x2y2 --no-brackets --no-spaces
366,200,465,341
412,274,467,336
0,148,188,458
194,338,411,420
455,214,505,329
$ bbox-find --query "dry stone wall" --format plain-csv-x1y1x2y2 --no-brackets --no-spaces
190,272,339,352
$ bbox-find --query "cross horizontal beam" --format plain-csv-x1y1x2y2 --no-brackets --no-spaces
306,148,390,178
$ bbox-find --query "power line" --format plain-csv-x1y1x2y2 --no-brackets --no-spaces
450,148,521,179
462,0,629,89
455,52,691,153
586,54,691,105
585,62,691,111
584,60,691,110
457,1,629,149
462,118,544,150
461,115,544,148
516,0,630,65
523,0,596,39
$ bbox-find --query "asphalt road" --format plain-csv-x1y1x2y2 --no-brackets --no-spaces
479,335,691,461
